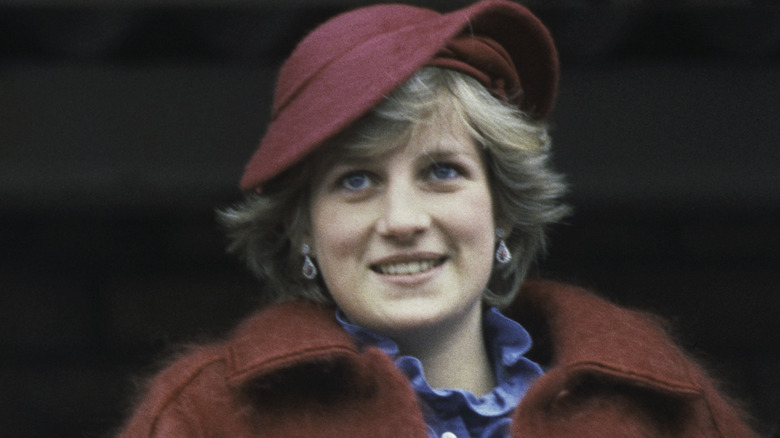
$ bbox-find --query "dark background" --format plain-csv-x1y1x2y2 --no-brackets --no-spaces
1,0,778,436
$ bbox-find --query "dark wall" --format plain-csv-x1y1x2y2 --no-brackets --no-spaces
1,2,778,437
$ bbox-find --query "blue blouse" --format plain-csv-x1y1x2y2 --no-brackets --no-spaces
336,308,544,438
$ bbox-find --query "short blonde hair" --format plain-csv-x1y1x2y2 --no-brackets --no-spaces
219,67,569,308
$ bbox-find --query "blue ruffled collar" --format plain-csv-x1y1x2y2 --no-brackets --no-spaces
336,307,543,437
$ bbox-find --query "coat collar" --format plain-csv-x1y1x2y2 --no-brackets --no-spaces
508,280,702,397
224,281,702,398
224,300,358,386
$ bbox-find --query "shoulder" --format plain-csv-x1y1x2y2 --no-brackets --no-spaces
117,341,230,437
509,279,759,437
116,300,350,437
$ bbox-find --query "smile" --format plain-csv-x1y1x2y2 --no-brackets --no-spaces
372,258,445,275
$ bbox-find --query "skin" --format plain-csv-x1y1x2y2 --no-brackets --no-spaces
308,109,499,394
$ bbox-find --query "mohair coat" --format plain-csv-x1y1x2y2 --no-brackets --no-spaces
118,280,757,437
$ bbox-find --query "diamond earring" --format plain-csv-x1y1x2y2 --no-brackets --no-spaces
301,243,318,279
495,228,511,264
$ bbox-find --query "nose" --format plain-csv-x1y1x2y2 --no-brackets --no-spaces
375,181,430,241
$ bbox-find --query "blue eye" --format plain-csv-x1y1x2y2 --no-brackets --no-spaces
429,163,459,180
341,173,371,190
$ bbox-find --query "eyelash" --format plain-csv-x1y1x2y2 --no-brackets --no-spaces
428,162,464,180
338,172,372,191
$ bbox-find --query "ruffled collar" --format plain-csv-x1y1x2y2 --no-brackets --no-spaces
336,307,543,437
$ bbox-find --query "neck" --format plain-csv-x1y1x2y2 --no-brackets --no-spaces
393,307,496,396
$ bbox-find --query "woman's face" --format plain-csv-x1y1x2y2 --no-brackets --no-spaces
308,111,497,339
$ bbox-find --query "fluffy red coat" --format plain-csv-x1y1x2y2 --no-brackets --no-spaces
118,280,757,437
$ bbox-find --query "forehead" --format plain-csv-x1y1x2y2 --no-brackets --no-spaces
404,111,477,157
328,102,475,162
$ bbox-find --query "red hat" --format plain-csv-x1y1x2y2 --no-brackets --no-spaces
240,0,558,192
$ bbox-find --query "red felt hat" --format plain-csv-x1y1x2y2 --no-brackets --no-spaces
240,0,558,192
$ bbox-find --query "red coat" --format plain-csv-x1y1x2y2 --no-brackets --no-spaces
118,280,757,437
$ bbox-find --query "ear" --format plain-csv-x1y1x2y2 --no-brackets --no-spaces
282,206,296,234
495,222,513,241
283,205,314,255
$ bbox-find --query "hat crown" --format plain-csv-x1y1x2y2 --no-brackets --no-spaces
273,4,440,118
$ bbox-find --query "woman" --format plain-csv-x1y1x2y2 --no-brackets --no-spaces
118,1,758,437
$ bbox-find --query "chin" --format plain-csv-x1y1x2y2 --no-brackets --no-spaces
370,307,459,336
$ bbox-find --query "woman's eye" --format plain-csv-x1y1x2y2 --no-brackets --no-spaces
429,163,460,180
340,172,371,190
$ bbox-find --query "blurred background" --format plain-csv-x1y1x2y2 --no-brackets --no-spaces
1,0,778,436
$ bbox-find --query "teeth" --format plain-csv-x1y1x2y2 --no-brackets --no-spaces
377,260,436,275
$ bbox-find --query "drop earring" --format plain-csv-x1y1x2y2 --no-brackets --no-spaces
495,228,512,264
301,243,318,280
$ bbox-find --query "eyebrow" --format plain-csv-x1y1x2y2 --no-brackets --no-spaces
421,144,481,161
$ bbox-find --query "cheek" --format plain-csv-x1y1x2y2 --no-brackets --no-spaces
309,204,371,310
450,190,495,242
456,194,497,272
310,202,366,259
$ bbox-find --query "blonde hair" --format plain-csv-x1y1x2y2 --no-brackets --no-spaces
219,67,569,308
